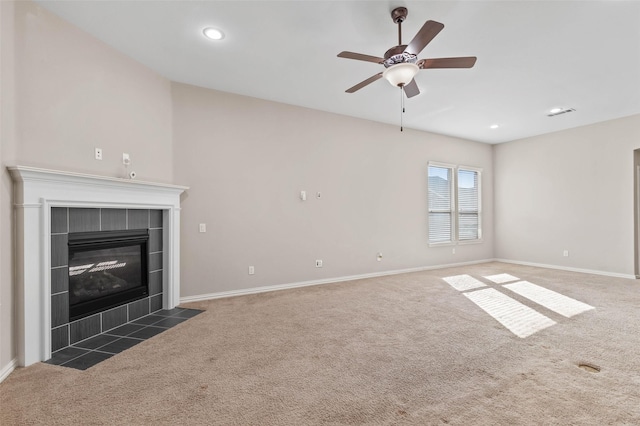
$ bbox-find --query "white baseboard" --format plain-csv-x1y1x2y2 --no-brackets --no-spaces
494,258,637,280
0,358,18,383
180,259,493,304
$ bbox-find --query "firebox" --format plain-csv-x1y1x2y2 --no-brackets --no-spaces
68,229,149,321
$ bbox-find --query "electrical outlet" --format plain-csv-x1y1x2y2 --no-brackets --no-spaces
315,259,323,268
199,223,206,233
452,248,456,254
95,148,103,160
376,252,382,261
248,266,255,275
123,153,131,165
563,250,569,257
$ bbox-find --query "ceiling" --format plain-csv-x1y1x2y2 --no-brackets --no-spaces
34,1,640,144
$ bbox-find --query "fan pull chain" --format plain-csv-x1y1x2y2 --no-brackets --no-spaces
400,87,405,132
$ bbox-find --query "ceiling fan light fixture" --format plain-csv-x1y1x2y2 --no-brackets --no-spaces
383,63,419,87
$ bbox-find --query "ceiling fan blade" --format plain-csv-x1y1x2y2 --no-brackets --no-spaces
345,73,383,93
418,57,477,69
338,51,385,64
404,20,444,56
403,79,420,98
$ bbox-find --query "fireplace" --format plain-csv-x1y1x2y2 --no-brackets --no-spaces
68,229,149,321
9,166,188,367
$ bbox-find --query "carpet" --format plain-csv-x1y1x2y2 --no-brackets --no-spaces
1,262,639,425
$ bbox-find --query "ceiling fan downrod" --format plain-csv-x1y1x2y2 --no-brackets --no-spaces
391,7,408,46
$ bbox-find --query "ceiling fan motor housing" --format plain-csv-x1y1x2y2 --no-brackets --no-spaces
383,47,418,68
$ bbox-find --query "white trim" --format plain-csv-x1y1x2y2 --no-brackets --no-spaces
428,160,457,169
0,358,18,383
47,200,177,210
428,241,456,248
428,163,455,244
180,259,493,303
459,165,483,174
457,166,482,242
457,239,484,246
8,165,188,191
494,258,637,280
42,200,52,360
14,203,42,209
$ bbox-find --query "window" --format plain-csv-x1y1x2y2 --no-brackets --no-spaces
428,163,481,244
428,165,453,243
457,168,480,241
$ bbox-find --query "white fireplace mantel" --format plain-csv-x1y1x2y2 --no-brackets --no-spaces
9,166,188,367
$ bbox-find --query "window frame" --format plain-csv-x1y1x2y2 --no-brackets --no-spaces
456,166,482,245
427,162,483,247
427,162,456,246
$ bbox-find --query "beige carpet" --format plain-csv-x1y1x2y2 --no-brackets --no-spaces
2,262,639,425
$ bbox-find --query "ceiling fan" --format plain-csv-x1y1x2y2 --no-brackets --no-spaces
338,7,477,98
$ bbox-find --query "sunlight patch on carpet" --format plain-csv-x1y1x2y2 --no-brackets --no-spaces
503,281,594,318
484,273,519,284
464,288,556,338
443,274,486,291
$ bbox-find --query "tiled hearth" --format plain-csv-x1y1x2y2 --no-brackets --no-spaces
47,308,202,370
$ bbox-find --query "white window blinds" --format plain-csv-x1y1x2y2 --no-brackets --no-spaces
457,168,480,241
428,165,453,243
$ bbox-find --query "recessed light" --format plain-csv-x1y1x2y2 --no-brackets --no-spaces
490,124,499,129
547,107,576,117
203,27,225,40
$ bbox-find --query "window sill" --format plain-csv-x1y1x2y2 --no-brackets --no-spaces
428,239,483,248
428,241,456,248
458,239,483,245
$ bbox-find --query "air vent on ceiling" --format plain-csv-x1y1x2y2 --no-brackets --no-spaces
547,108,576,117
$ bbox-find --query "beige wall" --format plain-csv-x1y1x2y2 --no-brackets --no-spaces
172,83,494,297
1,0,17,376
494,114,640,276
0,1,173,374
15,1,173,182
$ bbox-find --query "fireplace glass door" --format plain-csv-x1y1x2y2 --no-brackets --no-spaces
68,229,149,321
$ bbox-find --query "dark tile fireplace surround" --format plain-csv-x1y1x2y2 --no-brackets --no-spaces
50,207,164,353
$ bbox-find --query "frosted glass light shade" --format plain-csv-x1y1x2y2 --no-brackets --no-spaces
383,63,419,87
